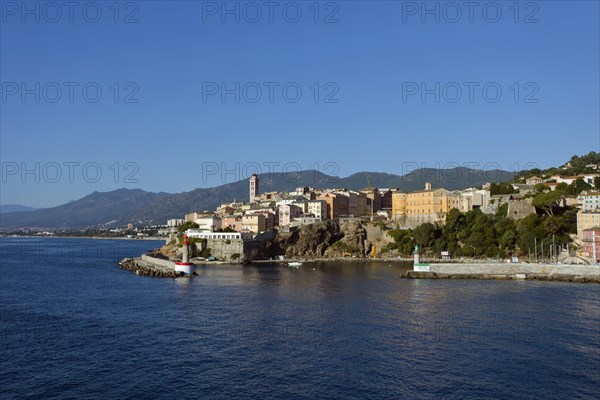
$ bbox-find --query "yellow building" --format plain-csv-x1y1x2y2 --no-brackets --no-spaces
577,210,600,239
241,214,266,233
391,192,407,219
392,182,462,227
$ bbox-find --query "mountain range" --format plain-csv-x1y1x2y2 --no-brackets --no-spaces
0,167,515,229
0,204,38,214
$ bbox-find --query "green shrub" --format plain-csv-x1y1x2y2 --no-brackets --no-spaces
178,221,199,233
332,241,358,253
200,248,212,258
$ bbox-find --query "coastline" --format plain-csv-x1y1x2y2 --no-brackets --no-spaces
119,252,600,284
1,235,165,241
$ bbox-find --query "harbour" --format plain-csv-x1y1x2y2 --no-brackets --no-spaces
2,237,599,399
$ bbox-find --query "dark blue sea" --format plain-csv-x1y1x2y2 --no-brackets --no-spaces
1,238,599,399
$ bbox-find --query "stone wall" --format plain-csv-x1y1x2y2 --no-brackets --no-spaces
430,263,600,276
190,234,275,261
507,198,536,220
197,239,244,260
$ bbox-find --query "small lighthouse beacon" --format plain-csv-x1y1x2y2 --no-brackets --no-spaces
412,245,430,272
175,235,194,275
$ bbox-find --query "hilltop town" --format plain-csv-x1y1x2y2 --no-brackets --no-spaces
161,153,600,265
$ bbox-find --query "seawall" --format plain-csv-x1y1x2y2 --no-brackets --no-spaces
403,263,600,283
119,255,186,278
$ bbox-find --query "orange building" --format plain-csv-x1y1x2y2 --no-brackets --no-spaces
318,192,350,220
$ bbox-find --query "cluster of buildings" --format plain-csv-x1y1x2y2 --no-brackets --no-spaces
165,171,599,263
182,174,395,238
176,174,495,239
522,170,600,262
525,173,599,189
391,183,490,226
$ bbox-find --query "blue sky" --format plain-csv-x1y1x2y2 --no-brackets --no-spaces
1,0,599,208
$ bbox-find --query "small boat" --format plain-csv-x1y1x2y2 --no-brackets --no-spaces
288,262,302,267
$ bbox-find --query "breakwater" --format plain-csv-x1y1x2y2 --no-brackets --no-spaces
118,255,187,278
403,263,600,283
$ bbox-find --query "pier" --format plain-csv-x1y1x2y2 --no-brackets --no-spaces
403,263,600,283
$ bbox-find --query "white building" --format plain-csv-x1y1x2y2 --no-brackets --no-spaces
279,203,304,226
275,197,306,208
290,216,321,227
582,174,600,185
460,188,490,211
525,176,543,185
307,200,328,221
186,229,253,240
556,176,579,185
290,186,310,196
577,193,600,211
194,215,222,232
167,219,184,227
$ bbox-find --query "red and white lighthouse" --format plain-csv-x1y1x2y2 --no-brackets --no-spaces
175,234,194,275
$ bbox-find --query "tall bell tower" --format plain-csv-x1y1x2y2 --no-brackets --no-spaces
249,173,259,203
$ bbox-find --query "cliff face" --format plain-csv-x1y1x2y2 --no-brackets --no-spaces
261,220,367,258
160,220,382,261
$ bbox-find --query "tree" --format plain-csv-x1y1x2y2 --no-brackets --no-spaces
555,182,570,193
412,223,439,248
495,203,508,218
467,231,486,252
532,191,564,216
178,221,199,233
490,182,517,196
500,229,517,250
595,176,600,190
517,231,536,256
443,208,465,236
570,178,592,195
527,168,543,176
383,228,415,255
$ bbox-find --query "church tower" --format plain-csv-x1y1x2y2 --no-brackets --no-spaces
249,174,259,202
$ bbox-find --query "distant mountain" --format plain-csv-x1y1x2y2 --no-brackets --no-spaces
0,189,169,229
0,204,38,214
0,168,514,229
127,170,338,224
344,167,516,192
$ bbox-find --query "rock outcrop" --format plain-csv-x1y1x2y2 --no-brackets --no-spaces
260,220,367,259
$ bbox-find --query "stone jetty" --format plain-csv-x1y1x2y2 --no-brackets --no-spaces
118,256,188,278
402,263,600,283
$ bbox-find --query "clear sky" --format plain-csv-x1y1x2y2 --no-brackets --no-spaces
1,0,599,208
